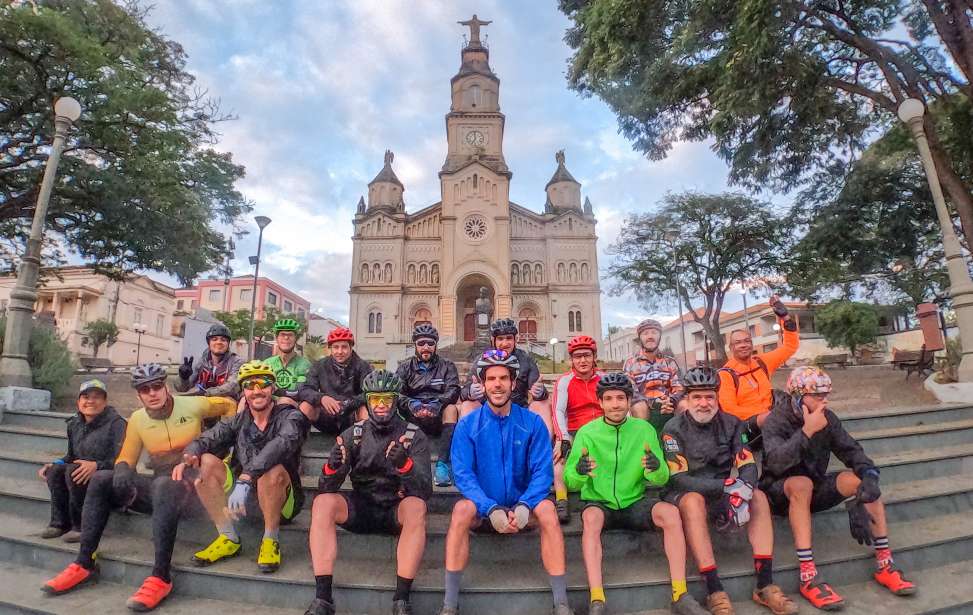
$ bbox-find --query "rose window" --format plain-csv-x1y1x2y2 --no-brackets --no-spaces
464,215,488,240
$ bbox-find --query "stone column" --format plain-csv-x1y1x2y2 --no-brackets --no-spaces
497,294,512,318
440,295,457,343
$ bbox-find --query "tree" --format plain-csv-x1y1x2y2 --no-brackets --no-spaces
814,300,881,359
559,0,973,248
80,318,118,358
212,307,306,344
0,0,251,284
608,192,790,363
0,315,74,395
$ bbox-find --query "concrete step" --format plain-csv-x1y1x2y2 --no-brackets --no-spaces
854,418,973,456
839,403,973,432
1,508,972,614
1,409,73,432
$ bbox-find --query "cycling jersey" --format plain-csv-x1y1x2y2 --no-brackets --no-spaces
116,396,237,475
623,351,684,404
661,411,757,499
564,416,669,510
264,353,312,397
718,321,799,420
460,348,548,407
552,369,602,439
175,350,245,399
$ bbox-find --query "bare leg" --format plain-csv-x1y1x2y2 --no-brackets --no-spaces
444,499,477,572
442,403,459,426
459,400,480,417
747,490,774,556
535,499,567,575
835,471,889,537
529,399,554,438
581,506,605,591
396,497,427,578
553,459,567,497
195,453,230,529
783,476,814,550
678,492,716,569
256,465,290,535
653,502,688,586
309,493,348,575
631,400,649,420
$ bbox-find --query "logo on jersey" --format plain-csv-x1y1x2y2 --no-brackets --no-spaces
662,434,679,453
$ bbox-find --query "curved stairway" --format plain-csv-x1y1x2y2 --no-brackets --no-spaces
1,403,973,614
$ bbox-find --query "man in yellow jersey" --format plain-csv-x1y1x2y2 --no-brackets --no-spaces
41,363,236,612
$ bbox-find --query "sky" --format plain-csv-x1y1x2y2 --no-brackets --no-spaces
142,0,762,333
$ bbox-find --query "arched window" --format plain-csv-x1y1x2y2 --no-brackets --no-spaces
518,307,538,342
361,264,369,282
568,311,576,332
408,264,416,285
581,262,589,282
376,312,383,333
384,263,392,282
511,264,520,286
413,307,432,328
522,263,532,285
368,312,375,333
575,310,583,332
419,263,428,284
431,264,440,285
470,84,481,107
368,310,383,334
534,263,543,284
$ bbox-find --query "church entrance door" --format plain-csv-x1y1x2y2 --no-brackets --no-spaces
455,274,495,345
464,314,476,341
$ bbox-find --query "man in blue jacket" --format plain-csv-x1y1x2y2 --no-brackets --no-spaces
439,350,572,615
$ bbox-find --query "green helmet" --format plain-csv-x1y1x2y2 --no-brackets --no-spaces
361,369,402,394
273,318,301,334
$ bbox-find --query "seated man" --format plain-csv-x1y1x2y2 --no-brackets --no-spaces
298,326,373,433
177,323,245,399
175,360,309,573
551,335,603,523
38,379,126,543
440,350,573,615
623,318,684,430
662,367,797,615
564,372,707,615
42,363,237,611
395,324,460,487
718,296,799,428
262,318,312,406
762,367,916,611
306,370,431,615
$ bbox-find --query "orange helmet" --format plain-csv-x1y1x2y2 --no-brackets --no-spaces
786,366,832,396
567,335,597,355
327,327,355,346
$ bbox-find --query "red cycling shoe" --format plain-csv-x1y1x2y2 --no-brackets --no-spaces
41,563,97,595
875,566,917,596
125,575,172,612
800,576,845,611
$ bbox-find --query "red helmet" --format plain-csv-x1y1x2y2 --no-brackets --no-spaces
327,327,355,346
567,335,597,355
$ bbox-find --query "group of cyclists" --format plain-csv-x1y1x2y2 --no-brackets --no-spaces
35,299,917,615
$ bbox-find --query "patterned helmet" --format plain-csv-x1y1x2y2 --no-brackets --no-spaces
596,372,634,398
327,326,355,346
273,318,301,334
786,366,832,396
490,318,518,338
636,319,663,335
238,360,275,384
361,369,402,394
475,348,521,381
412,323,439,343
683,367,720,392
131,363,167,389
206,323,232,341
567,335,597,355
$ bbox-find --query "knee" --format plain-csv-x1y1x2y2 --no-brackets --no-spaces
654,503,683,530
47,462,69,482
89,469,115,493
678,492,705,516
532,499,558,528
450,499,478,527
443,404,459,422
750,489,770,513
400,497,427,526
581,507,604,532
151,476,184,502
258,465,290,489
199,453,224,477
311,494,341,522
783,476,813,500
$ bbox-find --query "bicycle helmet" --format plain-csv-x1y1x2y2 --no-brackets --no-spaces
273,318,301,334
327,326,355,346
786,366,832,396
206,323,232,340
683,367,720,392
361,369,403,394
131,363,168,389
238,360,276,384
636,319,663,335
596,372,634,398
475,349,521,381
490,318,518,338
412,323,439,343
567,335,597,355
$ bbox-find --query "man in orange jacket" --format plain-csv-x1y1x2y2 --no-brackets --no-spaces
718,296,799,428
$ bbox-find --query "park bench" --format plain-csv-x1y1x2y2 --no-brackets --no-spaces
815,353,850,369
894,345,935,380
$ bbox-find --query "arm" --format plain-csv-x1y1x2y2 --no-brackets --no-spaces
114,419,144,468
97,417,128,470
175,360,199,392
642,424,669,487
551,374,570,440
716,370,748,417
184,415,238,460
400,431,433,500
450,417,499,517
666,358,685,401
518,414,556,509
204,355,243,398
759,318,800,372
319,426,355,493
524,358,548,401
730,420,758,485
459,365,476,401
61,421,77,464
827,412,876,476
563,431,589,492
298,361,324,405
394,362,418,412
437,360,461,407
244,410,307,480
662,429,725,497
761,413,809,476
201,396,239,419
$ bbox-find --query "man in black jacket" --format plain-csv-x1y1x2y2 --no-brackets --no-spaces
38,379,127,543
762,367,916,611
306,370,431,615
298,326,372,434
395,324,460,487
662,368,797,615
174,360,309,574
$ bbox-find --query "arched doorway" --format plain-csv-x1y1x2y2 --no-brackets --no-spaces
518,306,539,342
455,274,495,343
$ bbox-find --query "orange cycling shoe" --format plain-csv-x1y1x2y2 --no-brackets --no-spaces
875,566,917,596
125,576,173,612
799,577,844,611
41,562,97,595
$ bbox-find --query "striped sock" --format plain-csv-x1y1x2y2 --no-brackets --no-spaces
797,548,816,583
874,536,892,569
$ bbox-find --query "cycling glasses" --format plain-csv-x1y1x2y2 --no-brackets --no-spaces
242,377,275,390
366,392,397,406
415,340,437,348
136,381,165,394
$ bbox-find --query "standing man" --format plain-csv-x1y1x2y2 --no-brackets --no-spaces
551,335,602,523
177,323,245,399
440,350,573,615
38,379,126,543
623,318,684,430
263,318,312,405
306,370,431,615
719,296,799,427
761,367,916,610
299,327,373,433
662,367,798,615
41,364,237,611
395,324,460,487
564,372,708,615
175,361,308,574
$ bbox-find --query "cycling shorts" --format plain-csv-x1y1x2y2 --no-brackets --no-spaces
582,495,662,532
339,492,401,535
765,472,848,516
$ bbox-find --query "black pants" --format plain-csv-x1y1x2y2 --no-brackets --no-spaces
46,463,87,531
76,469,201,582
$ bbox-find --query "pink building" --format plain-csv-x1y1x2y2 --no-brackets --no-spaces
176,276,310,321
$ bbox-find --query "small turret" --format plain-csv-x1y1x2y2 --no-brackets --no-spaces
367,150,405,211
545,150,582,211
356,196,366,215
583,196,593,216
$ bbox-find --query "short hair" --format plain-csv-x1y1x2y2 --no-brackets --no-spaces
728,329,751,343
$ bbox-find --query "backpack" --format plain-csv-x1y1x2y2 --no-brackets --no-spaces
349,420,419,451
720,356,769,392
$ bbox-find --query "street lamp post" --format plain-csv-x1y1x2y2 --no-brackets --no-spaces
665,231,690,370
133,323,147,365
247,216,272,361
897,99,973,381
549,337,559,373
0,97,82,387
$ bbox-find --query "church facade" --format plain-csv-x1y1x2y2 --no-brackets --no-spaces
349,17,602,364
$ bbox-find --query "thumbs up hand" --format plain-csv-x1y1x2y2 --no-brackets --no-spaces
642,443,661,472
576,447,596,476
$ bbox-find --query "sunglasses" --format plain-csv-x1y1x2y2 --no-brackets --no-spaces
572,352,594,360
366,392,397,406
416,340,437,348
136,381,165,394
242,377,275,390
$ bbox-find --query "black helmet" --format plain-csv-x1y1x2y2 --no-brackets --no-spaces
361,369,403,394
596,372,634,399
475,349,520,381
206,323,232,340
412,323,439,343
131,363,167,389
683,367,720,392
490,318,518,338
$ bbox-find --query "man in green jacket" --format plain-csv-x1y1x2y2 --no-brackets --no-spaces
565,372,707,615
263,318,311,405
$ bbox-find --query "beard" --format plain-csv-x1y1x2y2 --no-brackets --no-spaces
688,407,717,424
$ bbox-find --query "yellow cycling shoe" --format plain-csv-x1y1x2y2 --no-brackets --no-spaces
191,534,241,567
257,537,281,573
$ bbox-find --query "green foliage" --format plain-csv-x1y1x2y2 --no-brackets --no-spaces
303,342,325,362
80,318,119,358
814,301,881,358
212,307,306,343
0,315,75,395
0,0,252,284
608,191,790,363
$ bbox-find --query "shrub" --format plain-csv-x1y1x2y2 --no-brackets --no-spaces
0,315,76,396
